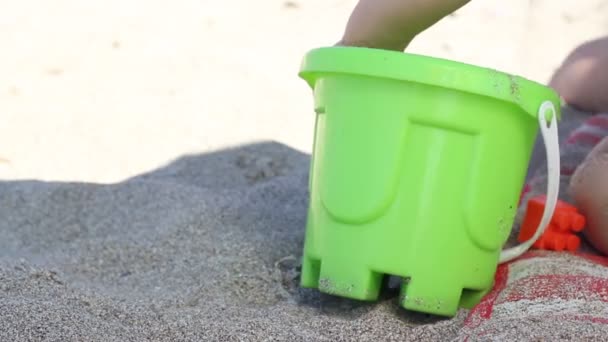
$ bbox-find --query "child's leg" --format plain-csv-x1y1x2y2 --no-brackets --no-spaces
570,135,608,254
543,36,608,254
518,113,608,254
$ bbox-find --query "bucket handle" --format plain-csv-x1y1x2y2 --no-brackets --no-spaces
499,100,560,263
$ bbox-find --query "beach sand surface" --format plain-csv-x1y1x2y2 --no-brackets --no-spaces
1,1,608,341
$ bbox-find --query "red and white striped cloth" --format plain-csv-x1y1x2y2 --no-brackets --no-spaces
459,251,608,340
565,114,608,148
459,113,608,340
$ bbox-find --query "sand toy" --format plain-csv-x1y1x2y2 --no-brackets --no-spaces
298,46,562,316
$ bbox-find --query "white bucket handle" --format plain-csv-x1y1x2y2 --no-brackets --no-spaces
499,100,560,263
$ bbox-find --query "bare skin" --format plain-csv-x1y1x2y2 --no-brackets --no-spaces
339,0,471,51
570,138,608,254
341,0,608,254
555,37,608,255
549,36,608,114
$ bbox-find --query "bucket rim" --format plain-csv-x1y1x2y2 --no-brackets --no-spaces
299,46,561,121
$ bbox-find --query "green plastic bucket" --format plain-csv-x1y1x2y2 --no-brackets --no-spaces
298,46,562,316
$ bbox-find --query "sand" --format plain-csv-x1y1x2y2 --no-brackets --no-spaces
0,142,468,341
2,0,608,341
3,136,608,341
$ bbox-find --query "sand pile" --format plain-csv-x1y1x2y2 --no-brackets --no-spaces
0,142,466,341
3,133,608,341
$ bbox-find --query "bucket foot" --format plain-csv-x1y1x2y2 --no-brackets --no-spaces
300,256,321,288
459,287,491,309
315,261,383,301
399,277,462,316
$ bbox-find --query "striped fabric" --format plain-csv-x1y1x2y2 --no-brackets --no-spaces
566,115,608,148
459,252,608,340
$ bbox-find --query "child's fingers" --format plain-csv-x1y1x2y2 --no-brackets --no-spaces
340,0,471,51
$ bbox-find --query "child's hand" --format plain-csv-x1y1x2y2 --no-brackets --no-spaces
339,0,471,51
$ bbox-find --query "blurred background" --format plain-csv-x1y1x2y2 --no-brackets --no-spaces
1,0,606,183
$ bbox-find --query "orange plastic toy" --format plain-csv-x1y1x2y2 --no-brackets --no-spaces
518,195,586,251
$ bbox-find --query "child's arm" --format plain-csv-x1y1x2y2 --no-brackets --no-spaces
339,0,471,51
